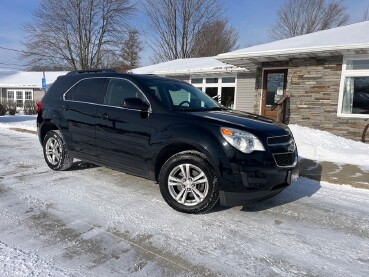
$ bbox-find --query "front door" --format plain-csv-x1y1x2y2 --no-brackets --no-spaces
261,69,288,122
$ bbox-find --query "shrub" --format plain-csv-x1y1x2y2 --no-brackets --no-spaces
24,100,38,115
7,100,17,115
0,98,7,116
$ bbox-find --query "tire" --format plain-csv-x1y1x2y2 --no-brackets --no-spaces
43,130,73,171
159,151,219,214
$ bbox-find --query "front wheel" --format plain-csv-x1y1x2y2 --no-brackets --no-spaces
43,130,73,171
159,151,219,214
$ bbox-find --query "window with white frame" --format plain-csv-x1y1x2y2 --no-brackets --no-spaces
339,57,369,117
7,89,33,107
190,76,236,109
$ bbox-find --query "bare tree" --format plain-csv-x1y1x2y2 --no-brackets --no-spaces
119,29,143,71
190,19,238,57
143,0,221,62
21,0,134,70
269,0,349,40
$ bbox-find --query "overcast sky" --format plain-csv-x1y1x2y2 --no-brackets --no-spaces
0,0,368,70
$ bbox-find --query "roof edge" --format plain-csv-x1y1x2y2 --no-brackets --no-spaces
217,43,369,60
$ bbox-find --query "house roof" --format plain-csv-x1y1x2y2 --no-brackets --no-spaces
131,56,246,75
217,21,369,67
0,70,68,88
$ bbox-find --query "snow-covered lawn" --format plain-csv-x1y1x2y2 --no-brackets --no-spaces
289,124,369,169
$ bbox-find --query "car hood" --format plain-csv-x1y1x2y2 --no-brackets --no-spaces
188,109,291,138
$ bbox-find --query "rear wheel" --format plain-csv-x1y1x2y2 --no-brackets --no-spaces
159,151,219,214
43,130,73,171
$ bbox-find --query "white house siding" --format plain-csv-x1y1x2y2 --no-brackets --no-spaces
235,73,256,112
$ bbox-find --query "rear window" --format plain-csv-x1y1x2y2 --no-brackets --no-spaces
65,78,106,104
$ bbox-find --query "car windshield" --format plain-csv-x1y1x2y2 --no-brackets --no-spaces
140,78,224,111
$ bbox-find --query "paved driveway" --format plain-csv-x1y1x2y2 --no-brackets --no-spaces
1,129,368,276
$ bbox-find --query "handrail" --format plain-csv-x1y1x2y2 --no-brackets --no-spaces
271,95,288,111
362,124,369,143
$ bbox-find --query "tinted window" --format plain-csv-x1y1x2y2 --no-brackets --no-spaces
66,78,106,103
105,78,145,107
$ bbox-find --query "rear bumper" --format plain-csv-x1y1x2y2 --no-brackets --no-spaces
219,167,299,206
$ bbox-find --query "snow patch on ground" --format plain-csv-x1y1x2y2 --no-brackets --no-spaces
289,124,369,169
0,115,37,132
0,241,80,276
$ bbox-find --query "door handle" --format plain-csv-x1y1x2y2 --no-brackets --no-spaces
98,113,109,120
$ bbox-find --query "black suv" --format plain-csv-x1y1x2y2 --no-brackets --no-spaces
37,70,299,213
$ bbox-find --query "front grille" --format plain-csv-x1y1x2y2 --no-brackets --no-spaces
273,152,296,167
267,134,291,145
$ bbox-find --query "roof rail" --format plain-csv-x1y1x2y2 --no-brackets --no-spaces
66,69,116,75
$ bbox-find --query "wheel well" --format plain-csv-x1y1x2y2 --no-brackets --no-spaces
155,143,203,181
40,121,59,144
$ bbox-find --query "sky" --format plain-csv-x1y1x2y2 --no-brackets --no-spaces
0,0,368,69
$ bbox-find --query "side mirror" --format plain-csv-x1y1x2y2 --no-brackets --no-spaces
123,98,150,111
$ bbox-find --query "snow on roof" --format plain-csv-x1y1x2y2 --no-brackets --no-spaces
0,70,68,88
132,57,246,75
217,21,369,62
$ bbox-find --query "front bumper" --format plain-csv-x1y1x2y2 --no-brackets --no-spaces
219,165,299,207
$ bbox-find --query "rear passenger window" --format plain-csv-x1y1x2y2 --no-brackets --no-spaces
105,78,145,107
65,78,106,104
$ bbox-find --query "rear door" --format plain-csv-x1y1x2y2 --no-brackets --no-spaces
63,78,106,157
95,78,151,177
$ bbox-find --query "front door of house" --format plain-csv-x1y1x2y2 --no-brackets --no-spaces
262,69,288,122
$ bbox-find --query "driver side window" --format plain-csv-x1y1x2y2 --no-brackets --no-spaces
169,89,190,106
105,78,144,107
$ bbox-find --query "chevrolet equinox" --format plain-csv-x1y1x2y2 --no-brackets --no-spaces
37,70,299,213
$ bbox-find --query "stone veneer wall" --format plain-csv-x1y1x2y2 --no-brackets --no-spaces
254,56,369,142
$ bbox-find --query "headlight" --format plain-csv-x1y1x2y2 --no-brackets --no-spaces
220,127,265,153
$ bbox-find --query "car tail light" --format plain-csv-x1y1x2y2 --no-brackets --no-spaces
36,101,42,114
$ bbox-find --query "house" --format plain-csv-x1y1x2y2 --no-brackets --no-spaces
134,22,369,141
132,57,256,110
217,21,369,141
0,70,68,107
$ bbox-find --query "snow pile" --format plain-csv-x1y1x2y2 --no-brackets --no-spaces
0,115,37,132
289,124,369,168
